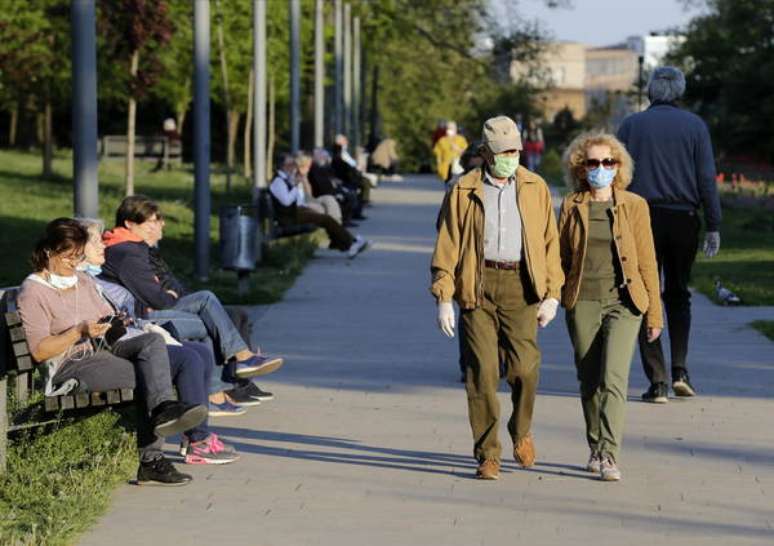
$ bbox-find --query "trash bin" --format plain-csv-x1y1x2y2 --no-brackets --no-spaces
219,205,261,271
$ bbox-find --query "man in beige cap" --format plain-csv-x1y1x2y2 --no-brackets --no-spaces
430,115,563,480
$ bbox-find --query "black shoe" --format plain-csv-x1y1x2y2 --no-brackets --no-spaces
151,401,208,437
344,221,359,228
224,386,262,407
672,372,696,397
353,214,367,221
641,382,668,404
240,381,274,401
137,456,192,486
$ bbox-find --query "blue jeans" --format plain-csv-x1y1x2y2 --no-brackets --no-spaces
167,341,213,442
149,290,250,394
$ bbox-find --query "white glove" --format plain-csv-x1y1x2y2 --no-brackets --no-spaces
437,301,455,338
703,231,720,258
537,298,559,328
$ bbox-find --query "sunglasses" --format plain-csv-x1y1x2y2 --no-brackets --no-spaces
584,158,619,169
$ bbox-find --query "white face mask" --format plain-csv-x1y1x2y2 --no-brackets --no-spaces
48,271,79,290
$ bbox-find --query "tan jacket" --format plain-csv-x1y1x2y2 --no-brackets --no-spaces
558,189,663,329
431,166,564,309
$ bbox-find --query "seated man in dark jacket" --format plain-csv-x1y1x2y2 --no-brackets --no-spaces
331,137,372,206
309,148,364,225
101,195,283,411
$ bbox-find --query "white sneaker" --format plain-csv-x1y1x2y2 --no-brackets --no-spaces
600,455,621,481
347,236,370,259
586,452,601,473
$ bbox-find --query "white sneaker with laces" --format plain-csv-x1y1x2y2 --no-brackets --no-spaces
347,236,370,258
600,455,621,481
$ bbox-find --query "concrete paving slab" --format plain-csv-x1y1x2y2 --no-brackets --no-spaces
80,174,774,546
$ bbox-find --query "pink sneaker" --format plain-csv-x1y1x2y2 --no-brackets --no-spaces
181,433,240,465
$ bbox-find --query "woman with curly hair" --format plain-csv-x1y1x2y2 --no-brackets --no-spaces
558,132,662,481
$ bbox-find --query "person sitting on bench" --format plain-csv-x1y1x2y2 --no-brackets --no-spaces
78,217,241,464
99,195,283,415
17,218,208,485
270,153,370,259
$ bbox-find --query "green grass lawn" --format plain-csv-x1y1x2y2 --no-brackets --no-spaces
0,149,320,304
0,148,321,545
692,205,774,306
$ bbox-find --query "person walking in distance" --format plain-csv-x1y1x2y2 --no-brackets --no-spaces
433,121,468,183
617,67,722,403
431,115,564,480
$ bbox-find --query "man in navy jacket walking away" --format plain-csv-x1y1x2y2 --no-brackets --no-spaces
617,66,722,403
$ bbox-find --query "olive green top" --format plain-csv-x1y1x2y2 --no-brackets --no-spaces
578,201,620,301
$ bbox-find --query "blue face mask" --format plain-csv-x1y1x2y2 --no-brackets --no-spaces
78,263,103,277
587,167,617,189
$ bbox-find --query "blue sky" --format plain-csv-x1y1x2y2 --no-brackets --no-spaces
497,0,705,46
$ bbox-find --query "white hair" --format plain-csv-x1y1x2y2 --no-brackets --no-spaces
647,66,686,103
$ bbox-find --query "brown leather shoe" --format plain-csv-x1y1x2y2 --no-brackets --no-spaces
475,458,500,480
513,435,536,468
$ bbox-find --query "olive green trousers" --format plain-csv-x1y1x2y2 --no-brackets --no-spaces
461,267,540,462
566,298,642,461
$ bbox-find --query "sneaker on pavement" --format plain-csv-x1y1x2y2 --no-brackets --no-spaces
137,456,192,486
209,400,247,417
240,381,274,401
347,236,371,259
475,458,500,480
641,382,668,404
234,354,284,378
600,455,622,481
513,434,536,468
672,372,696,397
586,451,602,473
224,386,262,407
150,401,208,438
181,433,240,465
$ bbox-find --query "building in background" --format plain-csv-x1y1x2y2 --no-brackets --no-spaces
511,33,683,128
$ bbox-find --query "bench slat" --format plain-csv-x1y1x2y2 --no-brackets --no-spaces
15,355,33,372
120,389,134,402
75,393,91,408
59,396,75,410
90,392,106,407
4,311,21,327
9,326,26,342
44,396,59,412
12,341,29,358
106,390,121,405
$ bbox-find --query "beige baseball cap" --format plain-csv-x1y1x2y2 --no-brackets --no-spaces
482,116,522,153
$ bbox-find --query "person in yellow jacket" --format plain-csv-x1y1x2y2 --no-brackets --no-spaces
433,121,468,182
430,115,564,480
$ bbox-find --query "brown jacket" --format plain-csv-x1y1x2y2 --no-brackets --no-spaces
558,189,663,329
430,166,564,308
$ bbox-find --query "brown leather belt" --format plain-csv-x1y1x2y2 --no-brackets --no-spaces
484,260,519,270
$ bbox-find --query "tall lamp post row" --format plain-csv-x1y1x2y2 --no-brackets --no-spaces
70,0,364,280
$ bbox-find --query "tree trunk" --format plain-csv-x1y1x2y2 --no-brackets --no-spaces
176,107,187,139
266,75,275,181
8,105,18,147
243,68,254,179
125,49,140,196
42,99,53,177
227,109,240,180
35,111,44,146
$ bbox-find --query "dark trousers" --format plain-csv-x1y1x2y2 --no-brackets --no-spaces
53,333,175,461
167,341,213,442
639,206,700,384
297,206,354,251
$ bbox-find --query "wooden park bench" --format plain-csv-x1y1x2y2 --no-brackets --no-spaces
101,135,182,169
0,287,134,474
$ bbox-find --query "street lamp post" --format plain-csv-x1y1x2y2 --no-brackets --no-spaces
193,0,211,281
314,0,324,148
71,0,99,219
289,0,301,153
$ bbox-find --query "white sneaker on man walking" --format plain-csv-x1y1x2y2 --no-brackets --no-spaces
347,235,371,259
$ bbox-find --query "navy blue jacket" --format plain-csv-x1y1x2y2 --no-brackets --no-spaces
102,240,178,312
617,103,722,231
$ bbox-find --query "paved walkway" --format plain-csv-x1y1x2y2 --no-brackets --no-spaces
81,175,774,546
